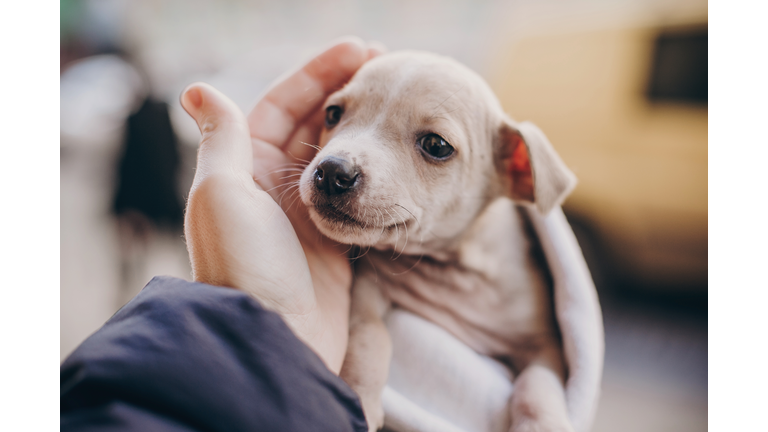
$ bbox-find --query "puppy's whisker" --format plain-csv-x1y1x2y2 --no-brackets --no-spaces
299,141,323,152
265,162,307,169
390,206,409,259
390,252,425,276
395,203,425,249
365,253,380,284
263,179,300,194
269,168,305,173
429,107,461,122
275,162,309,167
286,150,313,165
276,182,301,207
427,85,465,120
275,185,298,206
285,186,305,215
254,166,305,182
394,204,419,225
355,244,372,261
279,173,304,181
377,209,387,240
384,208,400,260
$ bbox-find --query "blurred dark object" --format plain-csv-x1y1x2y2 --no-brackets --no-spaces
61,0,127,73
647,26,708,104
567,212,707,316
60,0,88,72
112,98,184,231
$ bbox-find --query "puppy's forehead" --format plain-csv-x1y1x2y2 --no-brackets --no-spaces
329,51,493,119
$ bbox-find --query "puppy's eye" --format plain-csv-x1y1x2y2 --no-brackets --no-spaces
325,105,343,128
419,133,454,159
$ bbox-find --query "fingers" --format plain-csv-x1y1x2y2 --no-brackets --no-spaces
365,40,388,60
247,36,369,148
181,82,253,180
276,108,327,166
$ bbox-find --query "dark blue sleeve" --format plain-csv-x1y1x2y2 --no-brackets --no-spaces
60,276,368,432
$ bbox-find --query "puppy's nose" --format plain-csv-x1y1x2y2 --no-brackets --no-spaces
314,156,359,196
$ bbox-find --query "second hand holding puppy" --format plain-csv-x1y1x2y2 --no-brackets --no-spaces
180,38,385,375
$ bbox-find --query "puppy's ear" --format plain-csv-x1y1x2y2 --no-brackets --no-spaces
496,119,577,214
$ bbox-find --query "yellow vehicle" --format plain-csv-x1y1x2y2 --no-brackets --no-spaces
489,15,707,299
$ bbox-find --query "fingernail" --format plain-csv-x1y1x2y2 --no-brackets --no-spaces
185,86,203,110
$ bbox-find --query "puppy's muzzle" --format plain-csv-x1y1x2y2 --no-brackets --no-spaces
314,156,360,196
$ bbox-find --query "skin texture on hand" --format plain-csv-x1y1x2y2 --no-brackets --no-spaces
180,37,385,374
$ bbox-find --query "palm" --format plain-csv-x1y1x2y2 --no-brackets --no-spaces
182,39,382,374
249,117,353,368
244,40,382,372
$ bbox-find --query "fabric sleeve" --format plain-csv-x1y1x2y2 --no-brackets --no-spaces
60,276,368,432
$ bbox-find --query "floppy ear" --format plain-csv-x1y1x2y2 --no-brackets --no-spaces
497,119,577,215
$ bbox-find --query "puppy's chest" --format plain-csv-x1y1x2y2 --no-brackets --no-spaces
361,201,557,357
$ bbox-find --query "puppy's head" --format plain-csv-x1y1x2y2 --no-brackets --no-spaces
299,51,576,253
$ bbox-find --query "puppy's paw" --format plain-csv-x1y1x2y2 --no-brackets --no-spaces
363,399,385,432
510,417,575,432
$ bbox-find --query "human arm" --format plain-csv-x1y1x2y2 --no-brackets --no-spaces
61,38,384,431
180,38,383,373
60,277,368,432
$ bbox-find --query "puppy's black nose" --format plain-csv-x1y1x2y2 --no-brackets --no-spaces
314,156,359,196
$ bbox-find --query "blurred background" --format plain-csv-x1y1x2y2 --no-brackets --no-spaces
60,0,707,431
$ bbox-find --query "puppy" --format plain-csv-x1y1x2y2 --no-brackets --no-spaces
298,51,578,432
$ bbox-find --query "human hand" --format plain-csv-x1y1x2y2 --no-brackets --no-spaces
180,38,385,374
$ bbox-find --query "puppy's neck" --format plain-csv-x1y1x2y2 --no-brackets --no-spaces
363,196,538,285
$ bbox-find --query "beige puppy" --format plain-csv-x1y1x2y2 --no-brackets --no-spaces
298,51,578,432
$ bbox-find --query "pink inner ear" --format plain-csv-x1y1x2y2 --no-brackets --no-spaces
509,134,535,202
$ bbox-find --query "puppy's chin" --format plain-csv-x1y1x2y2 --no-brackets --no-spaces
307,206,395,247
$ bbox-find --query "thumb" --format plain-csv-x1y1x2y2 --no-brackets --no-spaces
180,82,253,179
